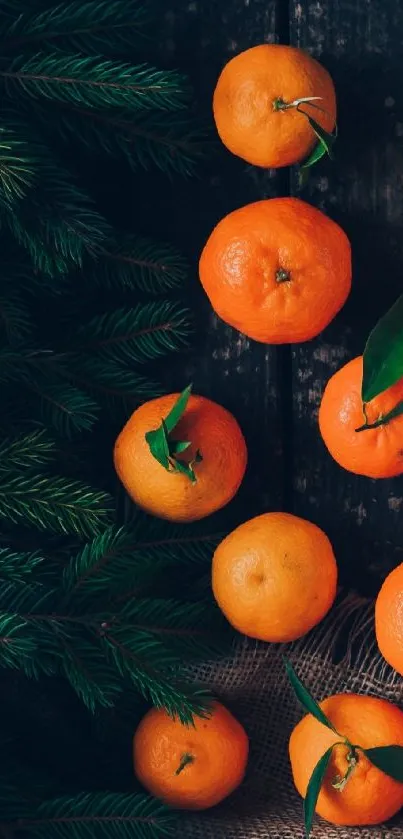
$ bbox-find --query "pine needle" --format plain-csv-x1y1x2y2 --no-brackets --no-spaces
2,53,190,112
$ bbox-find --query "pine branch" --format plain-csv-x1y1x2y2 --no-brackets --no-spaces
0,287,32,345
72,302,191,365
0,1,149,56
0,547,43,582
2,53,190,112
53,107,209,177
63,519,220,600
65,358,162,417
0,112,111,275
0,473,112,536
30,379,100,438
60,634,123,711
101,626,210,722
86,235,188,294
0,121,37,209
120,598,234,660
0,429,55,470
19,792,176,839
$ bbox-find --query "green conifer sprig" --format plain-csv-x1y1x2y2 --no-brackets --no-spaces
0,1,150,56
19,792,176,839
3,53,189,113
0,0,216,734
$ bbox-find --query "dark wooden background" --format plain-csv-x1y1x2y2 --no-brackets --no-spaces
6,0,403,803
141,0,403,600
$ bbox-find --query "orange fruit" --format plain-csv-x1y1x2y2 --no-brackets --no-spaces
212,512,337,642
289,693,403,826
213,44,336,168
133,701,249,810
199,197,351,344
319,355,403,478
114,391,247,522
375,562,403,676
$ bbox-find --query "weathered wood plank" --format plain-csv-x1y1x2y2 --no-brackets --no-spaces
290,0,403,594
140,0,287,524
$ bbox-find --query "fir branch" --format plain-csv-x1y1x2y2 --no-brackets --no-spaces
0,1,149,56
0,347,32,383
66,358,162,416
0,113,111,275
0,121,36,209
19,792,176,839
73,302,191,365
0,547,43,582
63,519,219,600
0,429,56,470
30,379,100,438
120,598,234,661
0,473,112,536
0,287,32,344
88,235,188,294
2,53,190,112
0,612,37,669
53,107,208,177
60,634,123,711
0,579,212,719
101,627,210,723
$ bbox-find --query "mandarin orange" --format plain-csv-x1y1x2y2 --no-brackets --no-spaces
290,693,403,826
319,355,403,478
375,562,403,676
199,197,351,344
213,44,336,168
114,391,247,522
133,701,249,810
212,512,337,642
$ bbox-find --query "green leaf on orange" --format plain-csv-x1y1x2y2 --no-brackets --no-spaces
285,659,339,734
301,139,328,170
362,294,403,402
164,384,193,433
304,747,333,838
355,399,403,432
364,745,403,782
145,384,201,482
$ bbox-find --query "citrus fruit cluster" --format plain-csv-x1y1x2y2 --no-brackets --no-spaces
112,44,403,835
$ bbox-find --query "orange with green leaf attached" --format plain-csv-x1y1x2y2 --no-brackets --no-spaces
320,295,403,477
287,661,403,832
319,356,403,478
133,701,249,809
213,44,337,169
113,385,247,522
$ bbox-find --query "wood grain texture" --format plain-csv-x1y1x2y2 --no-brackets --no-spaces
290,0,403,594
130,0,287,526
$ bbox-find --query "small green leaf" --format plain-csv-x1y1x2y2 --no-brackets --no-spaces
145,385,202,483
304,747,333,838
365,746,403,782
145,423,170,469
306,115,337,159
285,659,339,734
355,399,403,432
362,294,403,402
170,440,192,455
174,457,197,484
164,384,193,434
301,140,328,170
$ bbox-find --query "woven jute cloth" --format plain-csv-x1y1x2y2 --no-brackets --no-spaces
187,594,403,838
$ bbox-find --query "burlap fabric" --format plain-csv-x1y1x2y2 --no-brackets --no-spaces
186,594,403,838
